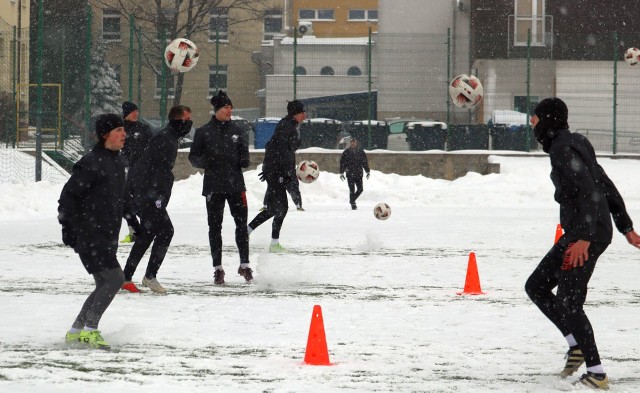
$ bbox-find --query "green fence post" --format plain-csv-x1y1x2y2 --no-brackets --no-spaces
137,27,142,110
35,0,45,181
84,5,93,153
293,29,298,100
612,32,618,154
526,29,532,151
11,26,17,148
159,27,167,127
446,28,451,131
367,26,372,148
128,15,135,102
214,23,220,94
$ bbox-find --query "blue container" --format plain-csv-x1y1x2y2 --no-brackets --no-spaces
253,118,280,149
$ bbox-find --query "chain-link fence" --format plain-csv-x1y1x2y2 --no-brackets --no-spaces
5,8,640,182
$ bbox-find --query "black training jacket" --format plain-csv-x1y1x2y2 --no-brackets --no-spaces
189,117,250,196
127,122,182,209
58,143,133,273
122,120,153,167
262,116,300,179
547,129,633,244
339,147,370,178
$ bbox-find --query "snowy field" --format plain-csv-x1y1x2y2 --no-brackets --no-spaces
1,150,640,392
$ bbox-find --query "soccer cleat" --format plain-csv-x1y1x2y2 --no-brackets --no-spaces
65,331,81,344
122,281,142,293
269,243,287,253
238,266,254,283
259,207,266,212
214,269,225,285
296,207,305,211
575,372,609,390
351,203,357,210
560,346,585,378
142,277,166,294
79,330,111,350
120,234,136,243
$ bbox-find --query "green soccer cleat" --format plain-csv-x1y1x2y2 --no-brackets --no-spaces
269,243,287,253
79,330,111,350
120,234,136,243
560,347,585,378
65,331,81,344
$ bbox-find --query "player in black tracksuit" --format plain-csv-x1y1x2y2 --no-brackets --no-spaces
248,100,306,252
524,98,640,389
58,114,138,349
122,105,193,293
121,101,154,243
189,91,252,285
339,137,370,210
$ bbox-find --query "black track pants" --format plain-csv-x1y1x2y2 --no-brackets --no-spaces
72,265,124,330
206,192,249,268
347,176,363,204
123,202,174,281
250,178,288,239
525,240,609,367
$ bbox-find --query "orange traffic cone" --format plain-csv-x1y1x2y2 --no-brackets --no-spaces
457,252,484,295
554,224,563,244
304,305,331,365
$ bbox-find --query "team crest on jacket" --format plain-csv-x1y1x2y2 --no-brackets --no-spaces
231,135,239,143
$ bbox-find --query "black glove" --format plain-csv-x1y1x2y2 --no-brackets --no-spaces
258,171,266,182
61,226,77,248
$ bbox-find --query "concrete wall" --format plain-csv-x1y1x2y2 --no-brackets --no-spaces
173,150,500,181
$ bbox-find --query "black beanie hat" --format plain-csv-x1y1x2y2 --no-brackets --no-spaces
210,91,233,112
534,97,568,130
287,100,305,116
122,101,138,119
96,113,124,140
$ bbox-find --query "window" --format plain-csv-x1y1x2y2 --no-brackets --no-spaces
0,35,4,58
264,10,282,41
295,66,306,75
347,66,362,76
348,9,378,21
320,66,334,76
155,73,175,98
514,0,545,46
514,95,539,115
299,9,334,20
102,8,121,41
209,8,229,41
209,65,228,96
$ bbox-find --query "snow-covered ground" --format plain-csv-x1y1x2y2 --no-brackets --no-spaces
1,149,639,392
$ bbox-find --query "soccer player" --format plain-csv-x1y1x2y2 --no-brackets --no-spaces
524,97,640,390
121,105,193,294
247,100,306,253
189,91,253,285
58,114,138,350
339,137,370,210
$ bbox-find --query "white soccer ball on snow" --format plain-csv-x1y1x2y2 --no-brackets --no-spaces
164,38,200,73
625,47,640,66
373,202,391,220
296,160,320,184
449,74,483,109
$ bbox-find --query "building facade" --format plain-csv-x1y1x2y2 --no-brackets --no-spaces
0,0,30,94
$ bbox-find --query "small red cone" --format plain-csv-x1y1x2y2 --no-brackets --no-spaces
303,305,331,365
554,224,563,244
457,252,484,295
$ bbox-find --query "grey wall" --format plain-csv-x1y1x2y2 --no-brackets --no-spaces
173,150,500,182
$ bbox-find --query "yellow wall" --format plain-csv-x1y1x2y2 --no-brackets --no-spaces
292,0,377,37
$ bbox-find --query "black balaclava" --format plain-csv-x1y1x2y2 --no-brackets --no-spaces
533,97,569,153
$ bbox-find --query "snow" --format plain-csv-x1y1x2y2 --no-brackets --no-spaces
1,149,640,392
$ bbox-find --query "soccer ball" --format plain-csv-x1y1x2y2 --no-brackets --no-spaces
373,202,391,220
164,38,200,73
625,47,640,66
296,160,320,183
449,74,483,109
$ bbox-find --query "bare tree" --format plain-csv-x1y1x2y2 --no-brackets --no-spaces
94,0,270,105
